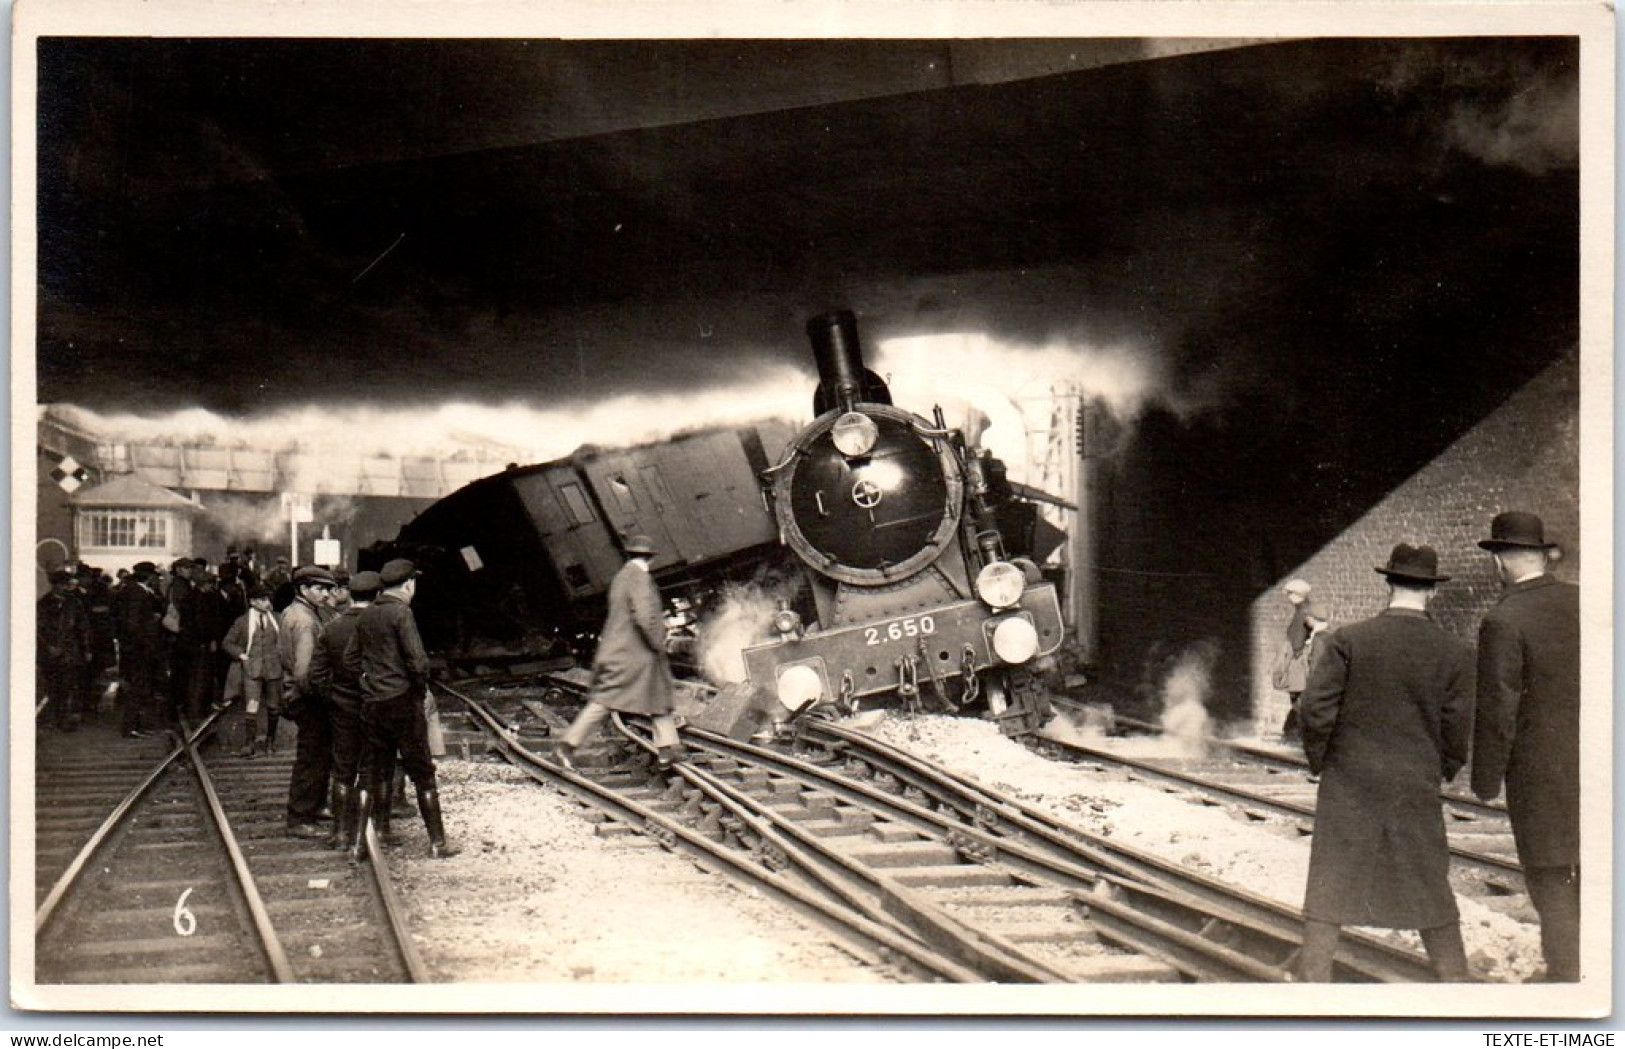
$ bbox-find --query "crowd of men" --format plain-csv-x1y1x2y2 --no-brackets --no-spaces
37,550,458,861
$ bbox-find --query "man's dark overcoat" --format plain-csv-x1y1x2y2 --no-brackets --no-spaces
588,560,674,716
1298,608,1472,928
1471,574,1579,868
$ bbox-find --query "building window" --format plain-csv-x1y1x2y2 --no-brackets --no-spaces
78,510,169,549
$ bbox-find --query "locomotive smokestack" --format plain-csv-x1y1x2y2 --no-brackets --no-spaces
807,310,891,415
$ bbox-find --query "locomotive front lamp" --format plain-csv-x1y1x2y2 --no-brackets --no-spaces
991,616,1040,665
772,606,803,638
975,561,1026,610
831,411,879,457
776,664,825,710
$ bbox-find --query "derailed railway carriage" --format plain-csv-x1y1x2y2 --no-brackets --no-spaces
744,311,1062,736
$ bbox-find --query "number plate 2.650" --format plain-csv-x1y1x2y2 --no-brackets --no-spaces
863,614,936,647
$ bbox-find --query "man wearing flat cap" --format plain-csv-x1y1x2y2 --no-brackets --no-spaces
38,569,91,732
310,570,381,851
557,535,685,771
280,565,338,838
1294,543,1473,982
1472,512,1580,982
350,558,460,859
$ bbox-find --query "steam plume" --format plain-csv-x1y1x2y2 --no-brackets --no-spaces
693,582,797,688
1158,641,1217,760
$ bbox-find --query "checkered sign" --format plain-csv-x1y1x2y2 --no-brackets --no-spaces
50,455,90,493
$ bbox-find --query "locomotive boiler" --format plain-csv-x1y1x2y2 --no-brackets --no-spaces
742,311,1062,736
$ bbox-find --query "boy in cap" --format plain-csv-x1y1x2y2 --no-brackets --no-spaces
1472,512,1580,982
221,585,283,756
349,559,460,859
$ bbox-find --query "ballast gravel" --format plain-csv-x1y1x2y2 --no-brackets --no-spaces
381,759,892,984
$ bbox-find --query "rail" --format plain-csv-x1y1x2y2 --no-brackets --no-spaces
1104,709,1510,819
175,713,297,982
623,717,1297,983
1035,730,1523,880
797,718,1437,983
36,715,215,934
443,681,987,983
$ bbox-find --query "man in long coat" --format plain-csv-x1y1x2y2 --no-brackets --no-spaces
281,565,337,838
557,535,684,770
114,562,166,739
37,569,92,732
1295,543,1473,982
1471,511,1580,982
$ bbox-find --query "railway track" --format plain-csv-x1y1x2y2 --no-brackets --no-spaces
444,673,1444,983
1041,703,1529,913
34,712,425,984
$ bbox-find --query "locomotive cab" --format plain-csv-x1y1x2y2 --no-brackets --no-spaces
745,311,1062,737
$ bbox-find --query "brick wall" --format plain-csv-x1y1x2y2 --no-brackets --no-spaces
1248,349,1580,733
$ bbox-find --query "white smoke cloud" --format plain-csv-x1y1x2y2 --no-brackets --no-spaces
874,331,1175,482
44,368,814,494
201,495,288,546
1043,702,1115,745
693,581,796,688
47,333,1163,499
1446,75,1579,176
1157,642,1216,760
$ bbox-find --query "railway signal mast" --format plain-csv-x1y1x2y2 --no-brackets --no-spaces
1022,384,1098,666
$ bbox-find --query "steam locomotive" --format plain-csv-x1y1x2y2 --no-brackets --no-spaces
742,311,1062,736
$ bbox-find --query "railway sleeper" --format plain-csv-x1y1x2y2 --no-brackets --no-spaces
891,864,1012,890
843,840,960,869
46,960,265,985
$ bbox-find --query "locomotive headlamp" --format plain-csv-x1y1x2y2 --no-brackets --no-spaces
831,411,880,458
776,664,825,710
772,606,803,638
975,561,1026,610
991,616,1040,665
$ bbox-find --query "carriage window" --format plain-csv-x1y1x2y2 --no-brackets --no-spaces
609,475,639,513
564,564,590,589
558,482,596,526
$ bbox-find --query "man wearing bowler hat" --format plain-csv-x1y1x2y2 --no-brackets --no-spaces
114,562,166,739
1472,512,1580,982
1294,543,1473,982
556,535,685,771
349,558,460,859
